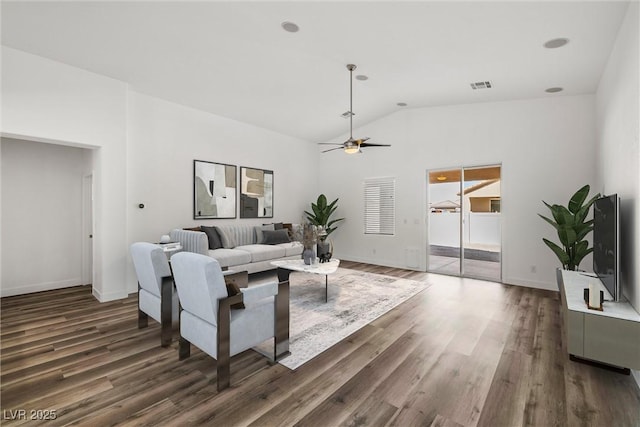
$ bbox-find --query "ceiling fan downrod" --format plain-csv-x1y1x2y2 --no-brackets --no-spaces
347,64,356,140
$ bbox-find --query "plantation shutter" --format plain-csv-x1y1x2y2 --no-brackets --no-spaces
364,177,395,235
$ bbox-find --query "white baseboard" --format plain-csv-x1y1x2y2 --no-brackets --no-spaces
92,287,128,303
0,278,84,297
502,276,557,291
338,253,423,272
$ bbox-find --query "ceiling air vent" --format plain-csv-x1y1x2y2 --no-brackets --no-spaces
470,81,492,90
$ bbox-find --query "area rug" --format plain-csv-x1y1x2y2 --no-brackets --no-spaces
269,267,432,370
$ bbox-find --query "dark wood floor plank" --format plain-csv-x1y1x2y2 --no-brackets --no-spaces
295,330,425,427
522,295,567,427
1,262,638,427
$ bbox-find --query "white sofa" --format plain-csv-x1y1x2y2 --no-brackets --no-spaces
170,224,302,274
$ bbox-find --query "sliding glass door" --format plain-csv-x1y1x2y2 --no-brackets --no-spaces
427,165,501,282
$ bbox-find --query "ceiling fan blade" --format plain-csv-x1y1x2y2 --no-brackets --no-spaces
359,142,391,148
321,147,345,153
318,142,344,146
355,137,370,144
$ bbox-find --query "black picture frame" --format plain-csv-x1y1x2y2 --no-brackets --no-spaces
239,166,273,218
193,160,237,219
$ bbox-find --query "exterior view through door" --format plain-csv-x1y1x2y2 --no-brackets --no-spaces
427,165,501,282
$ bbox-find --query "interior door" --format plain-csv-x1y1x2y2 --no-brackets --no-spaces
82,174,93,285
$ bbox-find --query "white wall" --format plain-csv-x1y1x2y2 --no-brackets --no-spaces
1,46,129,301
319,95,597,290
596,3,639,313
1,47,319,299
126,92,318,293
0,138,90,296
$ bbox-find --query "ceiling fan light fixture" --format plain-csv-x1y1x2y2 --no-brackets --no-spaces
344,140,359,154
344,146,359,154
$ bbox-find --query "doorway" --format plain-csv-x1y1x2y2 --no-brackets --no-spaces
427,165,501,281
82,173,94,286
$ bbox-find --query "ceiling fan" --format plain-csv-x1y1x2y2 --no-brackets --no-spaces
319,64,391,154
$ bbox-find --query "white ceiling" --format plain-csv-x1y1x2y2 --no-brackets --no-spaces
1,1,630,143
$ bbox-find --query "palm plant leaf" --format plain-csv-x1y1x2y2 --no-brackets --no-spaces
568,185,590,214
540,185,599,271
538,214,559,231
543,238,570,266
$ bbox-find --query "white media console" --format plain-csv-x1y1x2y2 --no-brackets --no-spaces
557,269,640,372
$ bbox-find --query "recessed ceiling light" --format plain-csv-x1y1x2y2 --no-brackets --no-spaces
546,87,564,93
355,75,368,81
281,21,299,33
544,38,569,49
397,102,408,107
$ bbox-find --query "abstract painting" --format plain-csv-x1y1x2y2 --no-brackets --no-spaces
193,160,236,219
240,166,273,218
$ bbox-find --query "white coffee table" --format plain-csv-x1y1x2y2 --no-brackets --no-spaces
271,259,340,302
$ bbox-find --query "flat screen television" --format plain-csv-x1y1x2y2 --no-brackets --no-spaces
593,194,620,301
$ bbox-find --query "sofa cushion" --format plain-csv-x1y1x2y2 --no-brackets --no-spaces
277,241,304,257
208,248,251,268
255,224,275,244
215,226,237,249
201,226,223,250
262,229,291,244
235,244,286,263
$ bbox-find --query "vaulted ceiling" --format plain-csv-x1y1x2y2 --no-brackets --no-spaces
1,1,630,143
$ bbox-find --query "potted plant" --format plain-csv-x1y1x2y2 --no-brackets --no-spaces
305,194,344,262
538,185,600,271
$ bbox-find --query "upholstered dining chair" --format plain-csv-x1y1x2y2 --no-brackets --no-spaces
130,242,179,347
170,251,278,391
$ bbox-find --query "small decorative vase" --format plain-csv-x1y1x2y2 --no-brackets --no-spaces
302,248,315,265
317,240,332,263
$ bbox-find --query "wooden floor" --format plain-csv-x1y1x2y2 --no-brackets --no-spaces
2,261,639,426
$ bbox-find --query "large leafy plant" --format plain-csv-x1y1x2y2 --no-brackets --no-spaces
304,194,344,240
538,185,600,271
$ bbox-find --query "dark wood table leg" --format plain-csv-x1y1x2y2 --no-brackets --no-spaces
160,276,173,347
274,267,291,361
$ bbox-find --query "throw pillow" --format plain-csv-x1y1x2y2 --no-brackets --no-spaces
215,226,237,249
225,282,245,310
255,224,275,243
282,223,294,239
201,226,223,250
262,229,291,245
273,222,284,230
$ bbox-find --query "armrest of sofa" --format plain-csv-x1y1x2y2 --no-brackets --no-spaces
169,229,208,255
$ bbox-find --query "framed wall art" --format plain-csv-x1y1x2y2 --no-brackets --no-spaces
240,166,273,218
193,160,237,219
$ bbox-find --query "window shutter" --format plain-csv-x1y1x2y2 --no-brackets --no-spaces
364,177,395,235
